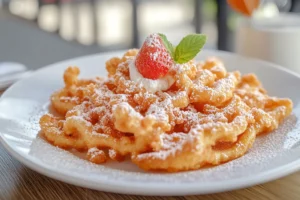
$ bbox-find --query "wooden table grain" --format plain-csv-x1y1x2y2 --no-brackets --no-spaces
1,143,300,200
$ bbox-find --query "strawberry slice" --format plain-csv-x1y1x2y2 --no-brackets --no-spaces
135,33,173,80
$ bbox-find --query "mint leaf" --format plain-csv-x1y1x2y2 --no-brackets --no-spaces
174,34,207,64
158,33,175,59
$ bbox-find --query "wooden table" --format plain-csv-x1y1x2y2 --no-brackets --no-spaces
1,144,300,200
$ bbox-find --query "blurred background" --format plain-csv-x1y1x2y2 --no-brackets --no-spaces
0,0,299,70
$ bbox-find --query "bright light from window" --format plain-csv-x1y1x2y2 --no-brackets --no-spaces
59,3,75,41
77,2,94,45
38,5,59,32
9,0,38,19
96,0,132,46
22,0,38,20
9,0,24,16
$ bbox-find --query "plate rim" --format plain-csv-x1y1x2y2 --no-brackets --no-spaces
1,49,300,196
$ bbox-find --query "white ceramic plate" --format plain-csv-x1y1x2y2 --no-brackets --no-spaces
1,50,300,196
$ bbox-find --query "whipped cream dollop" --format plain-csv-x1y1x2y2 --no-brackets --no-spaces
129,59,175,93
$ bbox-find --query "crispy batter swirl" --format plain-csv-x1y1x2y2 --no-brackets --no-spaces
40,50,293,172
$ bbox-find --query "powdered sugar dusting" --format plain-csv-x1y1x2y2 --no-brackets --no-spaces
137,133,188,160
109,149,117,158
28,106,300,183
60,96,79,103
145,33,162,48
151,52,159,61
88,147,101,159
113,102,142,118
146,98,172,122
0,72,298,191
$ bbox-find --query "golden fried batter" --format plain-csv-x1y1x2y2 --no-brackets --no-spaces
40,50,293,172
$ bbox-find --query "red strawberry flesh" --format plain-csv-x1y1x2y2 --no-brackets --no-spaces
135,33,173,80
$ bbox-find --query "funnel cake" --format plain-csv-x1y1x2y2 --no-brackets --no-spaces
40,34,292,172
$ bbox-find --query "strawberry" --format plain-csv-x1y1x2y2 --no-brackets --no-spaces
134,33,207,79
135,33,173,80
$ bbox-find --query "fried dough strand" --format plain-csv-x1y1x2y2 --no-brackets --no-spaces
40,51,293,171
